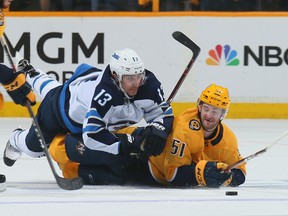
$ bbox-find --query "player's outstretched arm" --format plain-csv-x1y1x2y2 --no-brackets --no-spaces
195,160,233,188
171,160,233,188
1,63,36,106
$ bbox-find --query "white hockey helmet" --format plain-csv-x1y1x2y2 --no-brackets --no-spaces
109,48,145,82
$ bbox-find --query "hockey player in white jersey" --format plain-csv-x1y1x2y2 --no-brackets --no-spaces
2,48,174,184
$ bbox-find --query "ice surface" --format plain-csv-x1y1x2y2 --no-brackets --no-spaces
0,118,288,216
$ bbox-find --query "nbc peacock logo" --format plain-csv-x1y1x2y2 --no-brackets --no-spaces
206,44,240,66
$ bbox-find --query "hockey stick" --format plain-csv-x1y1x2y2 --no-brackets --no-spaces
139,32,200,151
167,31,201,104
0,34,83,190
224,129,288,172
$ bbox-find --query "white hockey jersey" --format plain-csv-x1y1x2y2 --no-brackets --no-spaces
59,63,173,155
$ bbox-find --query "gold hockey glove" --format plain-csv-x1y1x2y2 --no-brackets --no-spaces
195,160,233,188
3,73,36,106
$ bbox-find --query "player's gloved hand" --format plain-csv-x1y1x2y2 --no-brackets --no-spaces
141,123,168,157
226,168,246,187
3,72,36,106
17,59,39,77
115,133,145,155
195,160,233,188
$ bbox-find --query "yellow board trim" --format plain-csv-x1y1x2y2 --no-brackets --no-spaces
0,102,287,118
0,102,40,117
171,103,288,119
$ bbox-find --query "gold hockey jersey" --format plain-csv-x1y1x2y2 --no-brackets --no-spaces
148,107,246,185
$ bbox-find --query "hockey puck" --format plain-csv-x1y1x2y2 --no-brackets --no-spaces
225,191,238,196
0,174,6,192
0,174,5,183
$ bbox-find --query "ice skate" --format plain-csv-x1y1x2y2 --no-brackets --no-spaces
3,129,23,167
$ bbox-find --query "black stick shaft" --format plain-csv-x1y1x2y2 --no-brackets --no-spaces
167,31,201,104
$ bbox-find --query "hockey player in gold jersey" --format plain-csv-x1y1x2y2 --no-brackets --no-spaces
49,83,246,187
146,83,246,187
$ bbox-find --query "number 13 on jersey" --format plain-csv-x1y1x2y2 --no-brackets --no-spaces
94,89,112,106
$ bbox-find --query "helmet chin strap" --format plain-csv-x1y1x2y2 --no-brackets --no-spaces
119,82,134,99
112,76,134,99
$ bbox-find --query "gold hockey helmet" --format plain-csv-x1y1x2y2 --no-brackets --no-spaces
198,83,230,120
199,83,230,109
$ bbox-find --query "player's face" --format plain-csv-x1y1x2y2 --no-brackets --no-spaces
121,73,144,97
2,0,13,8
199,103,223,131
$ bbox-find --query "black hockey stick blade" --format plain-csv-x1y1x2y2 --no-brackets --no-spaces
56,175,84,190
25,103,84,190
167,31,201,104
172,31,201,56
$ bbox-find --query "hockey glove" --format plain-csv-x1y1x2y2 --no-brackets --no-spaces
3,72,36,106
141,123,168,157
17,59,39,78
115,133,145,155
195,160,233,188
227,168,246,187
